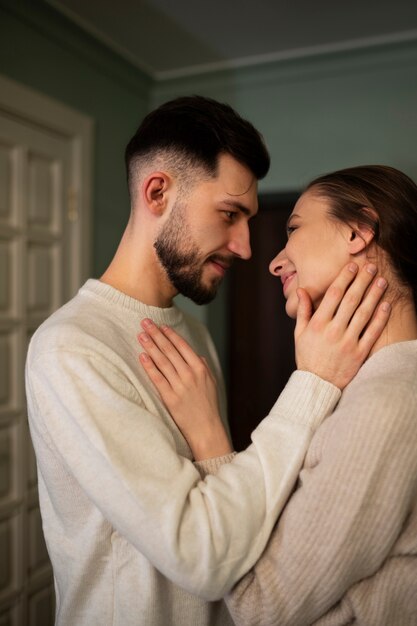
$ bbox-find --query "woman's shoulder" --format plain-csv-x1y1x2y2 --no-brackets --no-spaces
351,340,417,388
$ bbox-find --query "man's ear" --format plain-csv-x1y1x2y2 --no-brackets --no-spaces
142,172,171,216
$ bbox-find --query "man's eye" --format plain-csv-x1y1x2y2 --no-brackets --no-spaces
224,211,237,220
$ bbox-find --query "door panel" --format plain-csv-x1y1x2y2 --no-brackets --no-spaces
0,87,91,625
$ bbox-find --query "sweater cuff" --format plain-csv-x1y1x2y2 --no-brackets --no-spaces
194,452,237,478
269,370,341,432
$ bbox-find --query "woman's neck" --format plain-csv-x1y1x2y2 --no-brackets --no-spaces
369,298,417,357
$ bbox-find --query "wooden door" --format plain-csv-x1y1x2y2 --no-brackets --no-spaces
0,75,92,626
228,192,299,451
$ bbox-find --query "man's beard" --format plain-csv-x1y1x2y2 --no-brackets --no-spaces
154,202,229,305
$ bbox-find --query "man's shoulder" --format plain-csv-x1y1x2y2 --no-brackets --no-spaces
28,282,121,361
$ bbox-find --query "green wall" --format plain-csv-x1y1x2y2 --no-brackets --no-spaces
153,40,417,189
0,0,151,276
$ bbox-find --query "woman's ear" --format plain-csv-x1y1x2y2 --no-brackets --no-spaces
142,172,171,216
347,208,378,254
347,225,375,254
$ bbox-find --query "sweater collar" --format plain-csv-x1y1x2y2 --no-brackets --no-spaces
79,279,184,326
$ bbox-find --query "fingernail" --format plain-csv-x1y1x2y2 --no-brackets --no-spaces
366,264,377,275
377,277,387,289
161,324,170,332
381,301,391,312
142,318,154,328
140,352,150,362
139,332,150,343
348,263,358,273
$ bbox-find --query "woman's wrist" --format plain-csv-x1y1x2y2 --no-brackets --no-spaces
189,425,233,461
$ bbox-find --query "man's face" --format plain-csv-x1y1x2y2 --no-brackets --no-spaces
154,153,258,304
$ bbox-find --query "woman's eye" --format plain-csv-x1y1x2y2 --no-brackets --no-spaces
286,225,297,237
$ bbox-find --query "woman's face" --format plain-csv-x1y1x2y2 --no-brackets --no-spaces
270,190,353,318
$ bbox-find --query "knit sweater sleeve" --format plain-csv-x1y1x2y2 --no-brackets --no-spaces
226,376,417,625
26,342,339,601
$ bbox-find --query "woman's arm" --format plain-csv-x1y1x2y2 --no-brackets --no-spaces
138,262,390,460
226,374,417,626
139,322,232,460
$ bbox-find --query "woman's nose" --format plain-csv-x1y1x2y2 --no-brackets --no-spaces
269,249,287,276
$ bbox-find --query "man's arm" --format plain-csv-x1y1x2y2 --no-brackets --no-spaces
26,264,389,600
26,344,338,600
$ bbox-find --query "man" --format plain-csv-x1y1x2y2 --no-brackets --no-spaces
25,96,388,626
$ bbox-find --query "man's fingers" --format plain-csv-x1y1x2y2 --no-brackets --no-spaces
294,288,313,339
358,301,391,356
313,263,359,322
342,275,388,339
333,263,379,329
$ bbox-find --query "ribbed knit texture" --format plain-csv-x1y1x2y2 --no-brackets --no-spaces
226,340,417,626
25,279,340,626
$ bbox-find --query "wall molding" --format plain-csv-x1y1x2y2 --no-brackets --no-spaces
0,0,153,97
153,35,417,100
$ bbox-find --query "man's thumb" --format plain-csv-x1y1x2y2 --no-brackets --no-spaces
295,288,313,337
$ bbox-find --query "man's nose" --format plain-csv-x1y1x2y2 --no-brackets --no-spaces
269,248,287,276
227,222,252,260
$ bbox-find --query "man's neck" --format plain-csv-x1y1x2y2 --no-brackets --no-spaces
100,230,176,308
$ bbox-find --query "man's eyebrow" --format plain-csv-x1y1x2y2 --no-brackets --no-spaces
222,199,255,217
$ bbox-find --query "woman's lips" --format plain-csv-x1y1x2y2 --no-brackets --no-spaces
281,272,296,295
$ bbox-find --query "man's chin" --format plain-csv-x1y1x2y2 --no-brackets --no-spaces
179,279,220,306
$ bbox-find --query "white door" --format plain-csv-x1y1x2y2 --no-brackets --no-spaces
0,75,93,626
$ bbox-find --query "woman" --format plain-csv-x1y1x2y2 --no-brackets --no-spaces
139,165,417,625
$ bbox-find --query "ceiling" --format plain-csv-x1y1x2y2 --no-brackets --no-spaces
45,0,417,80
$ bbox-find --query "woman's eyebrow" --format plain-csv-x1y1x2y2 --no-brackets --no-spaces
286,212,300,228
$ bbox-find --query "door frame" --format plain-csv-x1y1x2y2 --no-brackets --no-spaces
0,73,94,295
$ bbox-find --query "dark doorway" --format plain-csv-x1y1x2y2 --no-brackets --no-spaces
227,192,299,451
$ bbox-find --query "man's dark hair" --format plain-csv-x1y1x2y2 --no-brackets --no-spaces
125,95,270,199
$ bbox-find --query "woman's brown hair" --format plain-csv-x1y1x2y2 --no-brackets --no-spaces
306,165,417,309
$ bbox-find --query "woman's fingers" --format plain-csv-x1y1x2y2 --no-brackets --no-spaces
138,319,191,383
138,330,180,385
139,352,173,399
138,319,210,393
141,319,202,370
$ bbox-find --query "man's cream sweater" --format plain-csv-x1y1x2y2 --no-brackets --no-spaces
25,279,340,626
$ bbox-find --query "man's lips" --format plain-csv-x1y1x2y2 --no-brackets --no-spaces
207,257,232,276
281,271,296,294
